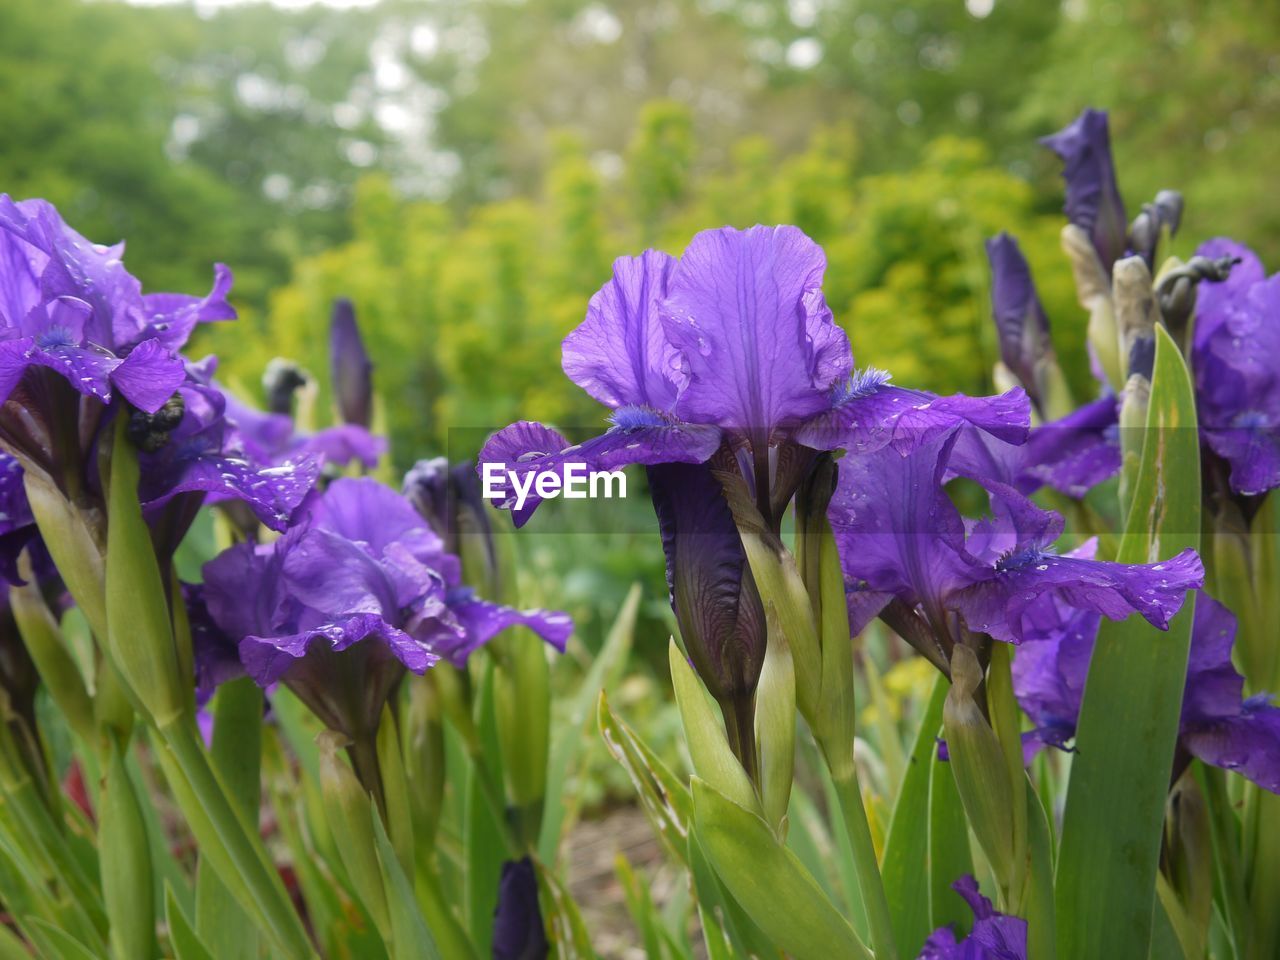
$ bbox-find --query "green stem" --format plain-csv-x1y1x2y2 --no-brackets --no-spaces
829,763,899,960
157,717,316,960
465,745,520,857
1200,766,1251,953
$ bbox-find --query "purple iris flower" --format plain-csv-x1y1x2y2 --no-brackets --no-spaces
221,388,385,474
137,359,321,537
1013,594,1280,793
1040,109,1129,272
329,298,373,429
986,233,1054,417
919,875,1027,960
0,196,232,417
480,226,1025,529
201,478,571,739
831,427,1202,665
492,857,548,960
1190,238,1280,496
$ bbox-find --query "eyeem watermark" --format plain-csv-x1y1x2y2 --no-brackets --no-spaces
481,462,627,511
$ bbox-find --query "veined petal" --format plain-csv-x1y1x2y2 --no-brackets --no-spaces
662,225,851,437
239,614,436,687
798,375,1030,455
137,263,236,352
111,338,186,412
951,546,1202,643
562,250,682,410
428,590,573,666
987,232,1053,408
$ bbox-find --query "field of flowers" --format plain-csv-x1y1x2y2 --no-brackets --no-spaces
0,98,1276,960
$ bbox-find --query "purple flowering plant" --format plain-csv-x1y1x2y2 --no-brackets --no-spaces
1,101,1277,960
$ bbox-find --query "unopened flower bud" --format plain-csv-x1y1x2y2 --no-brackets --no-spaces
262,358,309,416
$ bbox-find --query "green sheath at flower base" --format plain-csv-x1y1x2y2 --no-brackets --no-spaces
986,642,1028,914
375,704,415,878
104,414,185,727
317,730,391,941
754,603,795,834
944,645,1017,902
403,673,445,853
668,639,760,816
9,569,93,746
100,736,156,960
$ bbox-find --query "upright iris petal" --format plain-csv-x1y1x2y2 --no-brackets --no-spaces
660,225,850,438
919,875,1027,960
222,387,385,472
0,195,231,415
1040,108,1129,272
1013,594,1280,793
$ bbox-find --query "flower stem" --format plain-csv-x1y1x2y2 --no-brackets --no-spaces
828,762,899,960
718,694,760,786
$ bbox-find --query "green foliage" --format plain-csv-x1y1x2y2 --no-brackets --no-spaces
213,105,1069,470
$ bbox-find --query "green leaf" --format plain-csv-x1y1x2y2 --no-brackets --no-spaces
538,583,639,863
371,807,443,960
463,660,506,956
668,639,759,815
535,858,599,960
196,677,263,959
1056,325,1202,960
691,777,870,960
100,737,156,960
21,917,101,960
104,414,184,725
597,691,693,865
166,885,216,960
882,672,949,955
927,743,973,936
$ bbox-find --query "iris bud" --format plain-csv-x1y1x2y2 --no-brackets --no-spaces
1062,224,1123,392
329,297,374,429
262,358,309,416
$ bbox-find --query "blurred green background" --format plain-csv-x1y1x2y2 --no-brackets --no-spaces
4,0,1277,899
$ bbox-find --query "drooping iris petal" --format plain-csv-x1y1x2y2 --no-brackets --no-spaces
492,857,548,960
1018,395,1120,497
478,413,720,527
429,590,573,668
561,250,683,410
987,233,1053,412
183,582,246,706
798,371,1030,456
950,492,1201,643
109,338,189,413
830,431,977,636
649,460,766,703
661,225,852,438
138,375,320,532
1040,108,1128,271
919,875,1027,960
1012,593,1280,792
1192,238,1265,353
330,297,373,428
1179,596,1280,792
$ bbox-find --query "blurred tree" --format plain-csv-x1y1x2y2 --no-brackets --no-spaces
214,103,1078,471
1021,0,1280,264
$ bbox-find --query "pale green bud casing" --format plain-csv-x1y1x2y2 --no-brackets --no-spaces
943,645,1017,902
